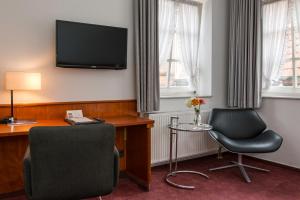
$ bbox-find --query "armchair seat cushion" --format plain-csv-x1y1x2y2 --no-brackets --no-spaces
210,130,283,153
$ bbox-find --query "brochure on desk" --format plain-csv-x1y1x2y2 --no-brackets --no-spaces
65,110,104,125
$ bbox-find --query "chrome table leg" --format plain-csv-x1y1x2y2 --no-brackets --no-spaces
165,170,209,189
165,127,209,189
169,128,173,174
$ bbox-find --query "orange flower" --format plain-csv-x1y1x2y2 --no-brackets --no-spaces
186,97,206,108
191,98,200,106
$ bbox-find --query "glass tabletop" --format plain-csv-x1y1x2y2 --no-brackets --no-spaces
168,123,212,132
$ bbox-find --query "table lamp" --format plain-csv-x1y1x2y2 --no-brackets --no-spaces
4,72,41,124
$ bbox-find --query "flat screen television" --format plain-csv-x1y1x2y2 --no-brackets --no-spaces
56,20,128,69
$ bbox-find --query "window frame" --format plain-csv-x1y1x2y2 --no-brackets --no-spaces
263,0,300,98
159,1,201,98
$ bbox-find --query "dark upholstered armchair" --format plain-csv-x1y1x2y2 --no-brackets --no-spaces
23,124,119,200
208,108,283,183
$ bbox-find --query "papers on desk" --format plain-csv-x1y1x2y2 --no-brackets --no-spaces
68,117,95,123
66,110,84,119
65,110,103,125
65,117,102,125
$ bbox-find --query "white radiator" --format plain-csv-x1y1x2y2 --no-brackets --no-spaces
149,111,217,165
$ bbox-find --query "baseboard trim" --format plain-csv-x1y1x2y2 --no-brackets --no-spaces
244,155,300,171
151,149,218,167
151,151,300,172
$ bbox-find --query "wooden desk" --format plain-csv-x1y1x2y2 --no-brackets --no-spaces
0,115,154,195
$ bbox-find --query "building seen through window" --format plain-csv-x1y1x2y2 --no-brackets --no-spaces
273,0,300,87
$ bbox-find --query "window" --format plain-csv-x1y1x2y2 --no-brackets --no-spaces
160,29,193,95
160,31,191,91
159,0,202,97
274,0,300,88
263,0,300,97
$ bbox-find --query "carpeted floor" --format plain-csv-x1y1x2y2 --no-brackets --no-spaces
4,154,300,200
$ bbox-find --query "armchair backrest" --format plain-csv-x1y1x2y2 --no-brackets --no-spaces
209,109,266,139
28,124,115,200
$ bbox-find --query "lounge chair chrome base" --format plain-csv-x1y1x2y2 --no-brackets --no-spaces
209,154,270,183
217,146,223,159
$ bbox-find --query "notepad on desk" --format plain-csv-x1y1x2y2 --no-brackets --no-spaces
65,110,103,125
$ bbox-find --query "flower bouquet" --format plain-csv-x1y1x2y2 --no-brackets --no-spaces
186,97,206,126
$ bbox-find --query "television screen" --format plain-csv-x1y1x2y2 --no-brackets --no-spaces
56,20,128,69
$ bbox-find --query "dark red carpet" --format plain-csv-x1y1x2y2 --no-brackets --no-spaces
4,154,300,200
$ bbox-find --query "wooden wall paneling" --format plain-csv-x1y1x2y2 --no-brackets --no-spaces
0,100,137,120
0,107,10,119
125,101,138,116
98,102,120,117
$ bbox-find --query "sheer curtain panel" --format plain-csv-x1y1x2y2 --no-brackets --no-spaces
295,0,300,31
197,0,212,96
159,0,176,65
177,2,202,94
262,0,288,89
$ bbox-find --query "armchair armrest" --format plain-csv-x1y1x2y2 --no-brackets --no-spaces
23,147,32,199
113,146,119,187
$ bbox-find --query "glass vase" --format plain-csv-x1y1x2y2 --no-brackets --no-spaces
194,111,202,127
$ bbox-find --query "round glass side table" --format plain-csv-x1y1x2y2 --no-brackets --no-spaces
165,118,212,189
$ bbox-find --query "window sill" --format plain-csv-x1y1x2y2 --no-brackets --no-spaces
160,88,195,99
160,87,212,99
160,95,191,99
262,88,300,100
160,95,213,99
262,94,300,100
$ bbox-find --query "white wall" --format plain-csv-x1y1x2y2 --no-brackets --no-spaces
255,98,300,168
0,0,228,109
0,0,135,104
160,0,228,112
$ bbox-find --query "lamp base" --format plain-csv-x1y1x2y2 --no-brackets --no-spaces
0,118,12,124
0,117,15,124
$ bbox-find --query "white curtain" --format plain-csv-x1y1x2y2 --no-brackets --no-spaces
295,0,300,32
159,0,176,65
177,2,202,94
197,0,212,96
262,0,288,89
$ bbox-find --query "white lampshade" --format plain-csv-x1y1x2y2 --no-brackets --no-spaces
5,72,41,91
